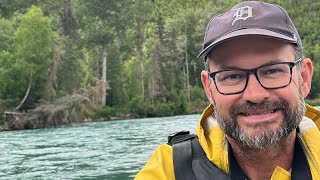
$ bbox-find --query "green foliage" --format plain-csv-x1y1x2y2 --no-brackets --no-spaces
123,56,142,99
189,85,208,112
56,38,85,95
128,96,153,117
15,6,56,65
0,18,14,51
128,89,190,118
0,0,35,18
105,44,128,107
309,62,320,99
0,18,15,107
90,106,117,120
305,98,320,106
0,6,57,109
15,6,56,107
0,0,319,121
190,85,207,102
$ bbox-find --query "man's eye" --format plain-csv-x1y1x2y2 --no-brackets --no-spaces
262,67,289,77
264,68,283,74
218,73,244,82
225,74,242,79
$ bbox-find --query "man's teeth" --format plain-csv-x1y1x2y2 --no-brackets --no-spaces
243,109,276,116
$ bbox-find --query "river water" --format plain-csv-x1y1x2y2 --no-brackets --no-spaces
0,114,200,180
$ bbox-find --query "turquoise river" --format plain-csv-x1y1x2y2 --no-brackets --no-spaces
0,114,200,180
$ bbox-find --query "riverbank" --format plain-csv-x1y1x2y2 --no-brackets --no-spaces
0,100,206,131
1,99,319,131
86,100,207,121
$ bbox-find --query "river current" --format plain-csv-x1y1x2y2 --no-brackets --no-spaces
0,114,200,179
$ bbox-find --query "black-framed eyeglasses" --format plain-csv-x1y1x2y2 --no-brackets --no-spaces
209,58,303,95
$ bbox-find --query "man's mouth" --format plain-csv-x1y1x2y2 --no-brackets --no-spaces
240,109,277,116
234,108,281,125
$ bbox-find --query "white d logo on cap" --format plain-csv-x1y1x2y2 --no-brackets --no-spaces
232,6,253,26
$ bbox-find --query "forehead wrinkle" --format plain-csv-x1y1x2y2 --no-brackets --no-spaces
214,59,287,71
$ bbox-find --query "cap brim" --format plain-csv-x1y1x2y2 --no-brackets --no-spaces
197,28,298,58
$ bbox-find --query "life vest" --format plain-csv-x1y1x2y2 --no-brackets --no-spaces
168,130,312,180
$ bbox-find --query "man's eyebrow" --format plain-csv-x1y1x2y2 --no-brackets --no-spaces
216,60,284,70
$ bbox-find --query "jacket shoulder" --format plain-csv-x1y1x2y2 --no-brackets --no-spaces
305,104,320,129
135,144,174,180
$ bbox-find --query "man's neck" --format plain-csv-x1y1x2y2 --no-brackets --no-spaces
227,130,296,180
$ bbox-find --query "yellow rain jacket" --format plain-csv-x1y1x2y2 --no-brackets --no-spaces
135,104,320,180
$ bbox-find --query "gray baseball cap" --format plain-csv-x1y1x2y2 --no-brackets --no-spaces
198,1,302,58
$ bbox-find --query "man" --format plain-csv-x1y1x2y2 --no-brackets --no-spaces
135,1,320,180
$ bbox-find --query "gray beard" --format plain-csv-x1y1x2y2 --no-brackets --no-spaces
213,90,306,150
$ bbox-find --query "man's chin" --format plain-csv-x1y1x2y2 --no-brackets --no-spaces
230,123,292,149
239,127,276,139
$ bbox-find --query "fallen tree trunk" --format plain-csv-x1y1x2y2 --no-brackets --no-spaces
0,80,108,131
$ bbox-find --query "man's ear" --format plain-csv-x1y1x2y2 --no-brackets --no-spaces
300,58,313,98
201,70,214,104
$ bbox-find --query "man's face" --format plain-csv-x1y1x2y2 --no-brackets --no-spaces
205,37,308,149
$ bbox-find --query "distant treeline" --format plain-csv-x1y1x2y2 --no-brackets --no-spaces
0,0,319,124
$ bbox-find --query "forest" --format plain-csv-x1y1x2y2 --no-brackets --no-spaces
0,0,319,130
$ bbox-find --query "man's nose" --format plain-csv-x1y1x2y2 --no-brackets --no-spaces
242,74,270,103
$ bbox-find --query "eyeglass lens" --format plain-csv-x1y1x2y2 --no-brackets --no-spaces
214,63,292,94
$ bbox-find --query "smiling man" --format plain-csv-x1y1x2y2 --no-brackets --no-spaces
135,1,320,180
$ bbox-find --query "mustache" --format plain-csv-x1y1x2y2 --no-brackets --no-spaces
229,99,288,118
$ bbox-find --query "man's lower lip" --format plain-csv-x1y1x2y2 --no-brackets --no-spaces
237,110,280,123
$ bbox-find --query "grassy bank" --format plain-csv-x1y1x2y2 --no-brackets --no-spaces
306,98,320,107
90,97,320,121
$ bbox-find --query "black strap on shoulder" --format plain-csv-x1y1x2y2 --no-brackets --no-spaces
191,138,230,180
168,131,196,180
291,134,312,180
168,130,195,146
168,131,230,180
